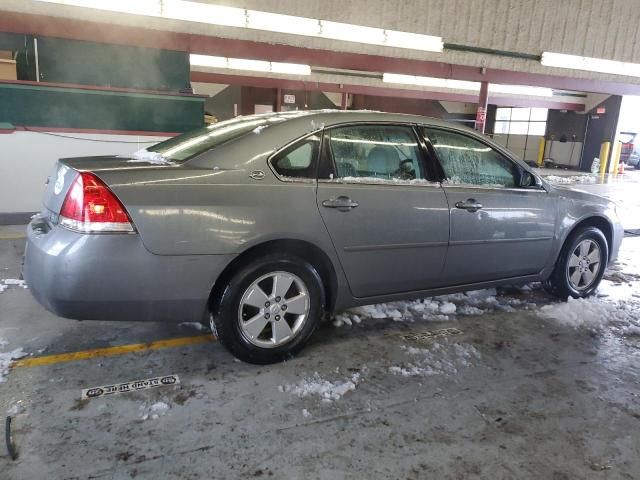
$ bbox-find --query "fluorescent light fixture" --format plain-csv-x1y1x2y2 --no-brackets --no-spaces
383,73,479,91
270,62,312,75
384,30,444,51
35,0,443,53
36,0,162,15
541,51,640,78
189,54,311,76
320,20,384,45
227,58,271,72
490,84,553,97
163,0,246,27
247,10,319,36
383,73,553,97
189,54,227,69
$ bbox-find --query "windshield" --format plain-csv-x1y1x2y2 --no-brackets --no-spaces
145,114,291,162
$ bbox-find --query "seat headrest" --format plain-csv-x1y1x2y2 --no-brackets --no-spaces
367,146,399,175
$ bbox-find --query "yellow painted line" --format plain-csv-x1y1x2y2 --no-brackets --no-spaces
0,233,26,240
11,334,216,369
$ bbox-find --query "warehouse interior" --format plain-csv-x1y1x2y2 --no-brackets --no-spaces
1,1,640,478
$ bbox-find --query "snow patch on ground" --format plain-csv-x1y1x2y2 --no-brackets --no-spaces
537,239,640,333
624,325,640,336
139,401,170,420
279,369,365,402
178,322,209,332
539,293,640,332
390,340,481,377
0,344,27,383
543,174,597,184
334,287,537,327
7,401,25,416
0,278,28,293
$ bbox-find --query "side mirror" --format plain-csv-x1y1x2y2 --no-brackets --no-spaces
520,171,538,188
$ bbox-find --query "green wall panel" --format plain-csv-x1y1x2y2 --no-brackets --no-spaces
0,83,204,133
36,37,190,91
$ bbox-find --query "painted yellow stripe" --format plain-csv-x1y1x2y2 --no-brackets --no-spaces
11,334,216,369
0,234,26,240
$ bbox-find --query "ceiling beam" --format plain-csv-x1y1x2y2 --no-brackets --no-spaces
191,71,585,111
1,10,638,96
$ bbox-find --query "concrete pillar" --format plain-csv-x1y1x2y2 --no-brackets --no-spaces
275,88,282,112
341,92,348,110
475,81,489,133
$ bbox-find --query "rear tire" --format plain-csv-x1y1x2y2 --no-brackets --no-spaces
543,226,608,300
211,253,324,364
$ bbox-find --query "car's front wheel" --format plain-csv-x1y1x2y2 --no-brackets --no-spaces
544,226,608,299
211,253,325,364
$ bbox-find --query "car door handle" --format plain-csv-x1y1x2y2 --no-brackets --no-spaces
455,199,483,212
322,196,359,212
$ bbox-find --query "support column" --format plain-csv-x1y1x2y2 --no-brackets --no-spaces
275,88,282,112
341,92,348,110
475,81,489,133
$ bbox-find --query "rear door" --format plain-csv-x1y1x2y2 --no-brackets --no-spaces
316,123,450,298
423,127,556,284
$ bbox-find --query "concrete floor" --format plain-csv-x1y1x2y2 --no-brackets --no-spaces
1,176,640,479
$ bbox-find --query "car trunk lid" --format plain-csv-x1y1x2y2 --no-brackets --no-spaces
41,155,173,221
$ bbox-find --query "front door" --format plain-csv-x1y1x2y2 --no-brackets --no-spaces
423,127,556,285
316,123,450,298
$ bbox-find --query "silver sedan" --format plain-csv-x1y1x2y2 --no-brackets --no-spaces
23,111,623,363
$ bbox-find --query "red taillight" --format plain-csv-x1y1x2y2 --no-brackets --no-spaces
59,172,134,233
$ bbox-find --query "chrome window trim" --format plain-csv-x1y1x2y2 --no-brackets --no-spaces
439,183,548,193
317,178,442,188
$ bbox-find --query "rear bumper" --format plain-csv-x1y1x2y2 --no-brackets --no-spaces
23,215,234,322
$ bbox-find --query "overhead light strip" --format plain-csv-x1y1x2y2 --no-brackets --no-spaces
190,54,311,75
541,51,640,78
382,73,554,97
35,0,444,52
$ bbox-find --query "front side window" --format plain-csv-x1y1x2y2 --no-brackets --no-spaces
271,133,320,179
327,125,424,181
425,128,519,188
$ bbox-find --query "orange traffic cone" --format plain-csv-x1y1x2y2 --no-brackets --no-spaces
619,162,625,174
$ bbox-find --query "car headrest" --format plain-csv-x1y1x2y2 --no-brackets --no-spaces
367,146,399,174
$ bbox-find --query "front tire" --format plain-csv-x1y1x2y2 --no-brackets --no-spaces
544,226,608,299
211,253,325,364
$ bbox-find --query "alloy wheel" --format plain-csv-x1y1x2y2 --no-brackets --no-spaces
566,239,602,291
237,271,310,348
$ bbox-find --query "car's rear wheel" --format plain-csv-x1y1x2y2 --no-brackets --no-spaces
211,253,324,364
543,226,608,299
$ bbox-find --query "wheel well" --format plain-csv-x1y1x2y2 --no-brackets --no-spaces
209,239,338,314
567,216,613,259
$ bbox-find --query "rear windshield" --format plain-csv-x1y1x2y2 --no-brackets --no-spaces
146,115,287,162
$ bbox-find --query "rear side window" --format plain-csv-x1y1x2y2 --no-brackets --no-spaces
425,128,518,188
147,116,286,163
327,124,424,181
271,133,320,179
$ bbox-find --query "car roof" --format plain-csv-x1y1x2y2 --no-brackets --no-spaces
236,109,476,133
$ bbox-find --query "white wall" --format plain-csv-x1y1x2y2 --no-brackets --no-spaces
493,134,544,163
618,96,640,133
0,131,170,214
